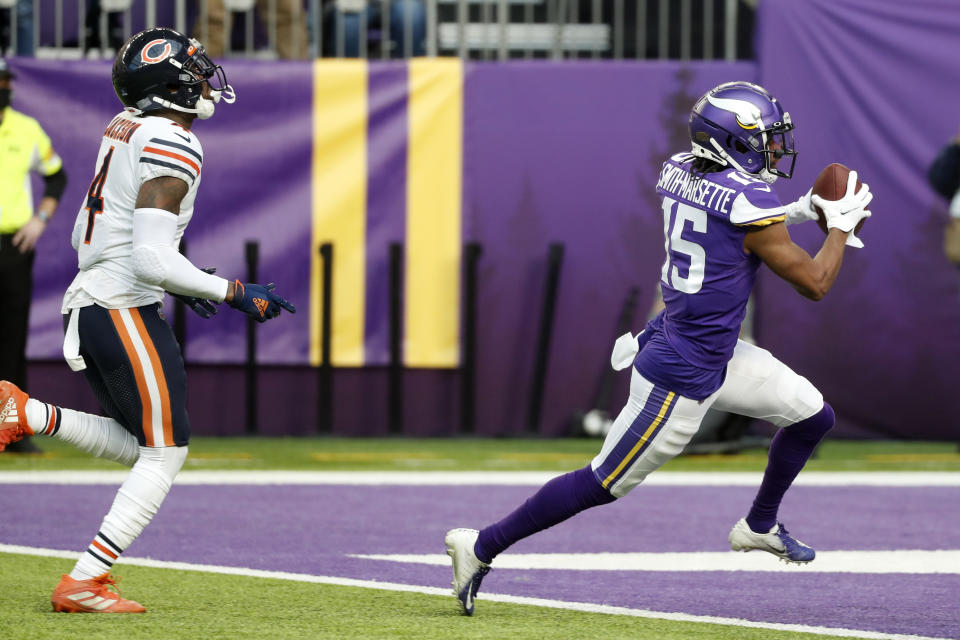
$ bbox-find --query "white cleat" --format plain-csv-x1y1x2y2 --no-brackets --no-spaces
444,528,491,616
729,517,816,564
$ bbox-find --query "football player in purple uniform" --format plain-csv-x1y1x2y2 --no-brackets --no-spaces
445,81,873,615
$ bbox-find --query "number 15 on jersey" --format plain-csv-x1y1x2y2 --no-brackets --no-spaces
660,197,707,294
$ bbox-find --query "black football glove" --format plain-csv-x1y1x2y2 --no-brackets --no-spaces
227,280,296,323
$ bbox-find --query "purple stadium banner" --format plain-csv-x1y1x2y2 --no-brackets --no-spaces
754,0,960,439
364,62,409,364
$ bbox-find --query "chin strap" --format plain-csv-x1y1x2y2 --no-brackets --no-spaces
708,138,747,172
757,169,778,185
705,137,778,184
129,84,237,117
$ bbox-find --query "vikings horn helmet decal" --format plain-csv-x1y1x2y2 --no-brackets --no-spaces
688,81,796,183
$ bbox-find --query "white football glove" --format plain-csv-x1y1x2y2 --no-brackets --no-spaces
784,188,818,226
810,170,873,248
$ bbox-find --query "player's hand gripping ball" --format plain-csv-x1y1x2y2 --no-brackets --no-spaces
812,163,868,235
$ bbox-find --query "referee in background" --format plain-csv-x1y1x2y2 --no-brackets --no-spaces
0,59,67,453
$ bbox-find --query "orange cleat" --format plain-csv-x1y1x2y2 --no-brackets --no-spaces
0,380,33,452
51,573,146,613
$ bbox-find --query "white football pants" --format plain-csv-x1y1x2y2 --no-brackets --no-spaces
592,339,824,498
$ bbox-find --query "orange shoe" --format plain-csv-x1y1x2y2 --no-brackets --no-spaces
51,573,146,613
0,381,33,452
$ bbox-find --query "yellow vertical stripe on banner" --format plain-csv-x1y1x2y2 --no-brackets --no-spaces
310,60,368,366
405,59,464,368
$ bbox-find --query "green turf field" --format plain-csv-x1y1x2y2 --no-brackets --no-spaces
0,436,958,471
1,553,853,640
3,437,957,639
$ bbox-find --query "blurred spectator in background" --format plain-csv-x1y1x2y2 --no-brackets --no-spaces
0,0,35,56
928,132,960,267
0,59,67,453
199,0,308,59
83,0,126,56
324,0,426,58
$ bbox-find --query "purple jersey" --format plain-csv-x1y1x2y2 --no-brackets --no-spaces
636,153,786,399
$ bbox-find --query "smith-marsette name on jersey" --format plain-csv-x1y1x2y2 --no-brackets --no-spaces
103,116,142,144
656,164,736,214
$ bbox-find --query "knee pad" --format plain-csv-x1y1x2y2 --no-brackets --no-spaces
773,367,824,427
104,446,188,544
133,445,188,492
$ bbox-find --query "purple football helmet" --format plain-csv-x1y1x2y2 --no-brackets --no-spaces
689,81,796,183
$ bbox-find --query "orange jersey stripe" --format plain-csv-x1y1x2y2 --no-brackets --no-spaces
91,539,119,559
142,146,201,175
129,308,174,447
109,309,155,447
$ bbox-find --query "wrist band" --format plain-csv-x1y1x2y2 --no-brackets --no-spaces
36,210,51,223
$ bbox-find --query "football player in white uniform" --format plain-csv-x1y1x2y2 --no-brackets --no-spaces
0,28,295,613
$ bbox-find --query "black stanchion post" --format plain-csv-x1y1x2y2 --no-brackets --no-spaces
388,243,404,434
174,240,188,356
526,243,565,434
460,242,482,433
318,242,334,433
245,241,259,435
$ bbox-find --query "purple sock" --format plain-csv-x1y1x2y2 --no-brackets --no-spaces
745,403,835,533
474,465,615,564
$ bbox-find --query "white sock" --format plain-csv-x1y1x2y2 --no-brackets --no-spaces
25,399,138,467
24,398,50,435
71,445,188,580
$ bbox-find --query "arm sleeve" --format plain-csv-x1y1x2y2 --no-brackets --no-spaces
131,208,229,301
41,167,67,200
928,143,960,200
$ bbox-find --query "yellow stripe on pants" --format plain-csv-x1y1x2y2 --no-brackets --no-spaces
310,60,368,366
405,59,464,368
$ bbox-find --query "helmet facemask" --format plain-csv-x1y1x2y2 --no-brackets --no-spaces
750,114,796,183
159,40,236,119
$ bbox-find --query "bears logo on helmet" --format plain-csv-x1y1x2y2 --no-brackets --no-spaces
112,27,235,119
140,39,173,64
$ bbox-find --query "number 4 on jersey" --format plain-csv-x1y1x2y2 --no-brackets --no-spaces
660,196,707,294
84,146,115,244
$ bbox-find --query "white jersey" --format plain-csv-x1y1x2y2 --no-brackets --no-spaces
62,112,204,312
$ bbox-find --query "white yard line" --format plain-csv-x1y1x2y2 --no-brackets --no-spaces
0,544,949,640
352,550,960,574
0,470,958,485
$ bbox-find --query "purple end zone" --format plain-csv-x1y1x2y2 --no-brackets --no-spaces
2,484,958,638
